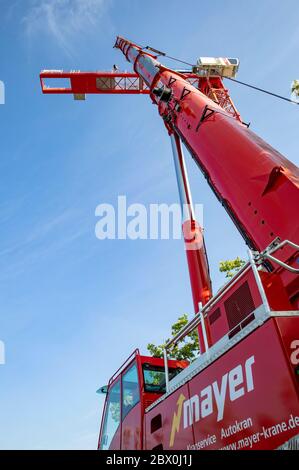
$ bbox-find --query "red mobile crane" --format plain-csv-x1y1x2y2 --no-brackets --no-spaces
40,37,299,450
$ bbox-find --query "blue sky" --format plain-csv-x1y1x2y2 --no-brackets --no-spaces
0,0,298,449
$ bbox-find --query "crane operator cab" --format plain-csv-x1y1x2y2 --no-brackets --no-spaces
192,57,239,78
97,349,188,450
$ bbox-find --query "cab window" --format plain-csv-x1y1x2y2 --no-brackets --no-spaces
143,364,182,393
100,380,121,450
122,363,140,419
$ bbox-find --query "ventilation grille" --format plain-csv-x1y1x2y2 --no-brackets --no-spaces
209,308,221,325
224,281,255,337
151,414,162,434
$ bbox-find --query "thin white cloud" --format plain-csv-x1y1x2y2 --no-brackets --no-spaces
0,208,89,281
244,25,299,83
22,0,110,57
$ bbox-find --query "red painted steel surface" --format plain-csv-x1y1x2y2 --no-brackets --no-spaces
145,318,299,450
145,384,194,450
207,267,263,343
182,219,212,352
114,36,299,307
40,71,149,95
274,317,299,375
182,221,211,307
260,271,293,310
96,40,299,450
40,37,299,450
115,37,299,252
98,353,188,450
121,402,142,450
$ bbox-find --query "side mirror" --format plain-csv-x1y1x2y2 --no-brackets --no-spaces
96,384,108,394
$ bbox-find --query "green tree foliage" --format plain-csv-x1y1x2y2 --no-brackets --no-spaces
219,256,246,279
147,257,246,361
110,402,120,423
147,314,199,362
291,80,299,98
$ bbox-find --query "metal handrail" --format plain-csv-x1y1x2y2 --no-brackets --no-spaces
199,263,251,315
108,348,140,385
257,238,299,274
266,254,299,274
163,250,271,392
163,307,266,393
165,262,251,351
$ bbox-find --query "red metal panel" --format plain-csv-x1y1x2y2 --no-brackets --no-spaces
183,220,212,309
144,319,299,450
121,403,142,450
40,39,299,451
188,318,299,450
40,71,150,95
40,39,299,308
207,268,263,342
108,426,122,450
114,38,299,297
274,316,299,376
145,384,193,450
98,353,188,450
260,271,293,311
156,69,299,255
208,306,229,345
113,36,299,308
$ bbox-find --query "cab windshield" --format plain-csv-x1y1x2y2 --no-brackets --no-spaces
142,364,182,393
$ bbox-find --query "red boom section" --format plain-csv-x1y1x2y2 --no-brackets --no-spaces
40,70,239,115
115,36,299,306
40,71,149,95
115,37,299,253
39,38,299,451
39,39,299,308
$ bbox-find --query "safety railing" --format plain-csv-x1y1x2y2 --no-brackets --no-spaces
163,249,271,392
108,348,140,386
255,238,299,274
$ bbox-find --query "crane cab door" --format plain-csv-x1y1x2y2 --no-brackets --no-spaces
99,378,121,450
121,361,142,450
99,359,142,450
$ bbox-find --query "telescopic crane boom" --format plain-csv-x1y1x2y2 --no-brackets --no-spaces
114,37,299,251
40,35,299,322
40,36,299,451
113,36,299,309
